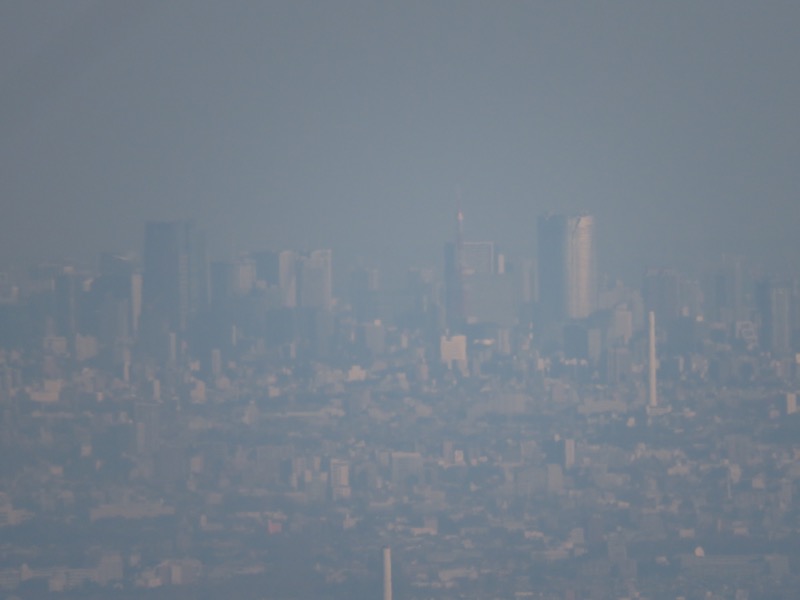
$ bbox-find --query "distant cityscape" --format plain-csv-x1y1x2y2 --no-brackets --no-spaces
1,212,800,599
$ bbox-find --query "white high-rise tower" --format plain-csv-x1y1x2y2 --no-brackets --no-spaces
564,215,595,319
383,546,392,600
537,214,596,322
648,311,658,408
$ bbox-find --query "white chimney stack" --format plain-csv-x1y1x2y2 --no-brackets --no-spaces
383,546,392,600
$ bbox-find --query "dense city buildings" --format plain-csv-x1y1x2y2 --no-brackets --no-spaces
2,215,800,599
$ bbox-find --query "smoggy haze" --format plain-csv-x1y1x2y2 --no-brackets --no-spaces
1,1,799,279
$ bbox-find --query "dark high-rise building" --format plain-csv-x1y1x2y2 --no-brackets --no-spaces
459,241,516,327
142,221,208,336
756,279,792,356
537,214,596,323
96,253,141,337
298,250,333,311
54,268,80,340
278,250,298,308
442,208,514,328
349,266,380,322
702,259,745,323
253,250,280,287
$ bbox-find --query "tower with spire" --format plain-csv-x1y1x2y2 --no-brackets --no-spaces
444,199,466,330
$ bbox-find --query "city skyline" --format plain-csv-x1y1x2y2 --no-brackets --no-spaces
2,212,795,319
7,214,798,339
3,3,800,598
4,210,800,598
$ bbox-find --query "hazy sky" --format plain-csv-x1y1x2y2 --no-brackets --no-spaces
2,1,799,281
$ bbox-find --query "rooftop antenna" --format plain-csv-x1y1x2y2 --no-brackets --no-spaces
455,188,466,321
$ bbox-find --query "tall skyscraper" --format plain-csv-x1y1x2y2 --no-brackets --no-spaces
461,241,496,276
252,250,280,287
278,250,298,308
53,267,80,340
445,218,514,327
648,311,658,408
349,266,380,322
444,204,466,329
756,279,792,356
702,258,745,323
93,253,141,362
537,214,596,323
564,214,596,319
142,220,208,335
98,253,141,331
299,249,333,311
